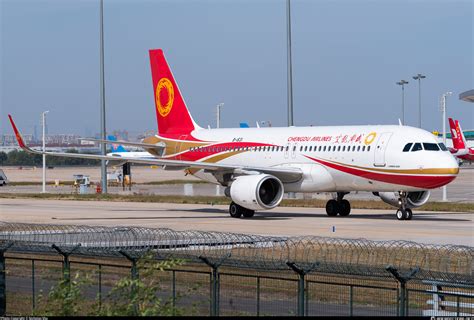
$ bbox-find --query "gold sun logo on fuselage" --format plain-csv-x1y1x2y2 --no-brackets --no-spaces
155,78,174,117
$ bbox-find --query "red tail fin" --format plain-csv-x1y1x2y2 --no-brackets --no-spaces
449,118,466,149
149,49,199,136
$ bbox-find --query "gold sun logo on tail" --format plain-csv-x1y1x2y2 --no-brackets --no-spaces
155,78,174,117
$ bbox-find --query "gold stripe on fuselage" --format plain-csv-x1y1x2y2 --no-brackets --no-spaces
322,158,459,175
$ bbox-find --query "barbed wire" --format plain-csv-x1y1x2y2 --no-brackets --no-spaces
0,222,472,284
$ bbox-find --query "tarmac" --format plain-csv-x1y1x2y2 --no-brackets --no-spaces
0,198,472,246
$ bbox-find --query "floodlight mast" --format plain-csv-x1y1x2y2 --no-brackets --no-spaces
440,91,452,202
42,110,50,193
412,74,426,128
396,80,409,124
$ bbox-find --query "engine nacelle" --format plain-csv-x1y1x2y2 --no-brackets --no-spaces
230,174,284,211
377,191,431,208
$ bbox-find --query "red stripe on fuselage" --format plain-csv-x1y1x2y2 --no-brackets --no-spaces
307,156,455,189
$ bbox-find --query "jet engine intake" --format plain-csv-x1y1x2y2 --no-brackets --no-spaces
230,174,284,210
377,191,430,208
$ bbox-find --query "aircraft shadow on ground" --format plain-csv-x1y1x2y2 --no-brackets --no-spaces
53,208,470,222
166,208,470,222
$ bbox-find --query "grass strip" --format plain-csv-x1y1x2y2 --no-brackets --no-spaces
8,179,205,186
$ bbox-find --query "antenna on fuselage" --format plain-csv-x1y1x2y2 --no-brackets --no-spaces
398,119,403,126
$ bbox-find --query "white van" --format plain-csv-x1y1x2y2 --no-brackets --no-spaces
0,169,8,186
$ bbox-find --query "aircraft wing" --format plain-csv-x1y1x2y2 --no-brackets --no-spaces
79,138,166,150
8,115,302,183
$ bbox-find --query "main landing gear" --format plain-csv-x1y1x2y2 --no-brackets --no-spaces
325,192,351,217
229,201,255,218
396,191,413,220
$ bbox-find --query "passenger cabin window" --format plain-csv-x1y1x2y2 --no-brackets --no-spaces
403,143,413,152
423,143,440,151
438,143,448,151
411,143,423,152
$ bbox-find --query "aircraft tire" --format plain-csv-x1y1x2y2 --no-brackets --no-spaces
243,209,255,218
229,202,243,218
326,200,339,216
396,209,411,220
338,200,351,216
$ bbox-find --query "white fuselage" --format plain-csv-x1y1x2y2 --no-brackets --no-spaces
157,125,459,193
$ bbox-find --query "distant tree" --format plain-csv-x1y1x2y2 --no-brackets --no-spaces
0,152,7,165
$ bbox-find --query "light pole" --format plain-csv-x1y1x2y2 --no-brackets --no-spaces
412,74,426,128
396,80,409,124
215,102,224,196
41,110,50,193
216,103,224,128
286,0,293,127
441,91,452,202
99,0,107,193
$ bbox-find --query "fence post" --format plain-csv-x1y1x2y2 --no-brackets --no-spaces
172,270,176,316
386,265,419,317
199,254,230,317
256,276,260,316
51,244,81,286
0,242,13,316
119,250,140,316
349,285,353,317
32,259,36,312
286,261,320,317
98,264,102,311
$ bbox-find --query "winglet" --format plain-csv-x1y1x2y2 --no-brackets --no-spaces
8,114,27,149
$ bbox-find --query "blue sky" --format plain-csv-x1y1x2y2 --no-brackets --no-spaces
1,0,472,136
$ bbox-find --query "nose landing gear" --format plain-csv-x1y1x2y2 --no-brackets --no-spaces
396,191,413,220
325,192,351,217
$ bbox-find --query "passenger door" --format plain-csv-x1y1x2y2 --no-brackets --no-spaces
175,135,188,160
291,143,298,159
373,132,393,167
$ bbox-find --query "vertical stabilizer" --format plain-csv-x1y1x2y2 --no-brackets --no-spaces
449,118,467,150
149,49,200,135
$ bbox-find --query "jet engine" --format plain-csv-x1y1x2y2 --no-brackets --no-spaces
376,191,431,208
230,174,284,210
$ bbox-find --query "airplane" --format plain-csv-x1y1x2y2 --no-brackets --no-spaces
102,135,158,164
8,49,459,221
448,118,474,163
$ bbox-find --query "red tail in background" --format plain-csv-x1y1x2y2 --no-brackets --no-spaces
448,118,466,150
149,49,199,136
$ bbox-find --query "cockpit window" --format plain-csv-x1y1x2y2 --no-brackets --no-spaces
423,143,440,151
438,143,448,151
411,143,423,152
402,143,413,152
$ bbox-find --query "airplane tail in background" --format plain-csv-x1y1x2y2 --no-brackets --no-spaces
149,49,200,136
449,118,467,150
108,135,126,153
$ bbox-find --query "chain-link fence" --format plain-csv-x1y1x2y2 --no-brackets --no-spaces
1,222,473,316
